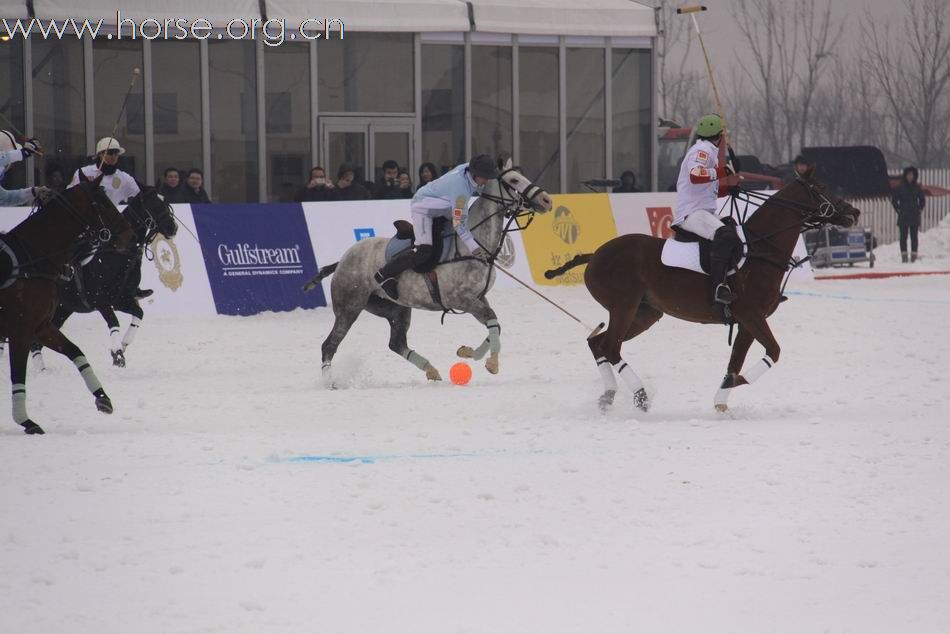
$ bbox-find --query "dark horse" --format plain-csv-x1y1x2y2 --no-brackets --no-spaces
0,174,134,434
546,170,860,413
29,186,178,369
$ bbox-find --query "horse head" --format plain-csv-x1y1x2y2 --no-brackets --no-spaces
496,154,554,214
126,184,179,240
791,166,861,229
71,171,135,249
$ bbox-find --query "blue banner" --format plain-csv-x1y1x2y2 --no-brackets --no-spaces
192,203,326,315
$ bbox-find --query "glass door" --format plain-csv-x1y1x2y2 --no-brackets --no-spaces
319,117,415,189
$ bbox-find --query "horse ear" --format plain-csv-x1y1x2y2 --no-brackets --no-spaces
496,153,513,172
78,169,88,183
92,172,104,188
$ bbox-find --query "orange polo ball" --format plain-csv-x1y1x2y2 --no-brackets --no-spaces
449,362,473,386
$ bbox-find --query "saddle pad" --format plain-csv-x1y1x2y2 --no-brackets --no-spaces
660,225,748,276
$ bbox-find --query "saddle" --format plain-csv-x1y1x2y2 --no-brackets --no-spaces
662,218,745,276
384,217,455,273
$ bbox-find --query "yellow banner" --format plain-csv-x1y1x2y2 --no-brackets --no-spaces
521,194,618,285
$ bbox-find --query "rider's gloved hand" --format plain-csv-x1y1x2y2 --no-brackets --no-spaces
21,138,42,159
31,185,52,202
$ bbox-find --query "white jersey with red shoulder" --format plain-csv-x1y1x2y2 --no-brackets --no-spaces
674,138,727,225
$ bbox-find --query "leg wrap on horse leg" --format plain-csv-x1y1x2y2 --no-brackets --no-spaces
596,357,618,392
109,327,122,353
72,356,103,394
742,355,775,384
12,384,28,425
122,317,142,349
486,319,501,355
612,360,644,393
404,350,431,372
468,338,491,360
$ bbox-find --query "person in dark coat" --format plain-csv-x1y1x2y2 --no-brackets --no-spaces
335,164,371,201
158,167,185,203
418,162,437,188
891,166,926,263
372,159,404,200
294,166,339,203
613,170,642,193
396,169,414,198
181,168,211,203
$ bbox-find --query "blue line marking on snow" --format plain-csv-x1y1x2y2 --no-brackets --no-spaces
785,290,950,306
277,449,547,465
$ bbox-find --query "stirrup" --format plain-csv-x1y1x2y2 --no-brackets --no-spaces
714,283,736,305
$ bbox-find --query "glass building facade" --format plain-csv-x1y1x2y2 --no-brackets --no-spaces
1,32,653,201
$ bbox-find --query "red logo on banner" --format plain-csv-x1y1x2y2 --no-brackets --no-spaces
646,207,674,238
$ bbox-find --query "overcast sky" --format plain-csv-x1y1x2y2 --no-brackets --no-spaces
662,0,904,74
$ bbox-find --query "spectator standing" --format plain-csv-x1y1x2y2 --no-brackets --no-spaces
181,168,211,204
891,166,926,263
397,170,414,198
336,164,371,201
372,159,403,200
613,170,642,193
295,166,339,203
418,162,437,188
158,168,184,203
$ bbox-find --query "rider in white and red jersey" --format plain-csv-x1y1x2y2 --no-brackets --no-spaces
673,114,742,305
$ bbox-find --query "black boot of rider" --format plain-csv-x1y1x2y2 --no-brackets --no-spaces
710,226,740,305
374,246,432,300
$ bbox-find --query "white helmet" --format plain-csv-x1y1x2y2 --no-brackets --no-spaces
96,137,125,155
0,130,22,152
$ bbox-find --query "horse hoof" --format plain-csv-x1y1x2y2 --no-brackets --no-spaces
598,390,616,413
21,420,45,435
95,395,114,414
456,346,474,358
633,388,650,412
424,365,443,381
485,356,499,375
715,403,728,413
111,350,126,368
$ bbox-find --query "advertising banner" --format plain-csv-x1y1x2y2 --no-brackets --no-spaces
520,194,619,286
192,203,326,315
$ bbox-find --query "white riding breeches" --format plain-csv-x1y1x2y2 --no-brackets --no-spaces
411,212,433,246
678,210,725,240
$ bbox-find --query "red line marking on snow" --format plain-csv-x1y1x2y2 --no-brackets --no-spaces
815,270,950,281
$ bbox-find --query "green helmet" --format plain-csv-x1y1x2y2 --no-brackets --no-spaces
695,114,723,139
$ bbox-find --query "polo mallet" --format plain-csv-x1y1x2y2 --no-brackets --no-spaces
98,67,141,171
677,5,739,174
0,111,44,157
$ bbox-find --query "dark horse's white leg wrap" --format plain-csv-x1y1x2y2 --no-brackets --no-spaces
11,383,28,425
72,356,103,394
597,357,618,392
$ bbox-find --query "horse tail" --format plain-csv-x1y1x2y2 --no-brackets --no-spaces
544,253,592,280
302,262,338,292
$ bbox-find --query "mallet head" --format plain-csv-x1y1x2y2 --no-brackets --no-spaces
676,5,708,14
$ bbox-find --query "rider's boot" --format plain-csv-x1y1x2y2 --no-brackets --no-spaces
374,245,432,300
710,225,739,305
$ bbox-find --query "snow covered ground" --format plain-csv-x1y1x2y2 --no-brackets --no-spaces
2,271,950,633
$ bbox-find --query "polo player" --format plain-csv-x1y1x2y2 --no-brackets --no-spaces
673,114,743,305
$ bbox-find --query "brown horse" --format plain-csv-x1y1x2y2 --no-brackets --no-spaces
545,171,860,413
0,174,134,434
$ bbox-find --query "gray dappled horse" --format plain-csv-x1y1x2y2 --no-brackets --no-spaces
303,158,553,387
